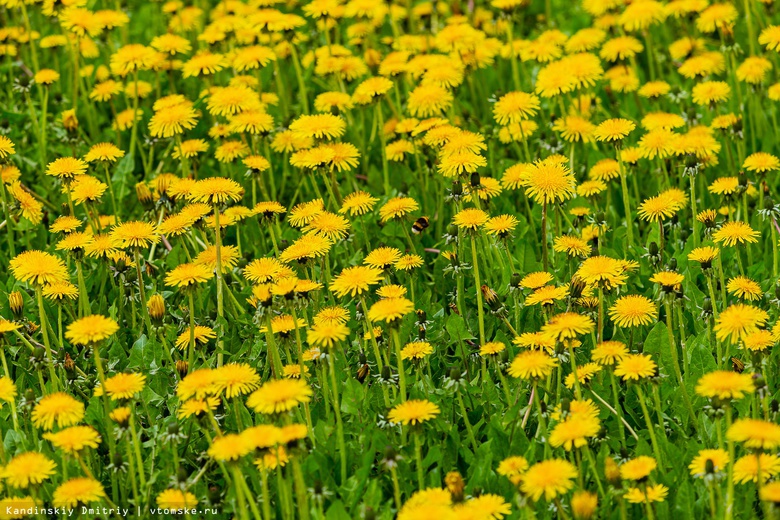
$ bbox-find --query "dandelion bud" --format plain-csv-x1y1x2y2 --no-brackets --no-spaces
481,284,498,306
446,223,458,237
753,374,767,391
136,182,153,206
364,507,376,520
24,388,35,404
207,485,222,505
648,241,659,255
147,294,165,326
112,452,124,468
569,276,585,299
448,366,462,382
470,172,480,188
383,445,398,462
605,457,621,486
110,406,131,427
176,360,189,378
571,490,598,520
771,399,779,414
684,155,699,170
33,346,45,361
61,109,78,131
445,471,465,503
8,290,23,319
705,459,715,475
510,272,522,288
415,309,427,323
380,365,391,381
702,298,712,314
177,466,188,483
668,258,677,270
560,398,570,416
451,180,462,196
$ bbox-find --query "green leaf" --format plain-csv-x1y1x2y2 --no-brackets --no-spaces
112,154,135,203
446,314,474,342
325,500,350,520
643,322,672,377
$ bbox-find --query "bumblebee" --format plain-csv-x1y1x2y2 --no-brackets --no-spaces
411,216,430,234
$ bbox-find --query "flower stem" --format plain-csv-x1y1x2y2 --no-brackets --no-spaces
36,286,59,392
391,328,407,402
663,300,697,427
328,351,347,484
470,235,486,347
635,385,663,466
214,205,225,367
413,431,425,490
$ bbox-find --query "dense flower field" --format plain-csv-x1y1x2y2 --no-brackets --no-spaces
1,0,780,517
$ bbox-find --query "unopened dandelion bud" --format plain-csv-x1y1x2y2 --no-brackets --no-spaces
668,258,677,270
705,459,715,475
177,465,188,483
176,360,189,378
147,294,165,326
571,490,598,520
445,471,465,503
772,399,779,414
208,485,222,505
110,407,131,427
702,298,712,314
33,346,45,361
470,172,480,187
446,223,458,237
451,180,462,196
364,507,376,520
62,109,78,132
136,182,153,206
417,326,426,340
8,290,23,319
112,452,124,468
383,445,398,462
510,272,522,288
560,397,570,416
605,457,621,486
569,276,585,299
753,374,767,391
648,241,659,255
481,284,498,306
380,365,391,381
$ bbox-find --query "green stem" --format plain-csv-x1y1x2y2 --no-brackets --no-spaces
391,329,407,402
635,385,664,466
470,235,486,347
36,286,59,391
328,352,347,485
214,205,225,366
